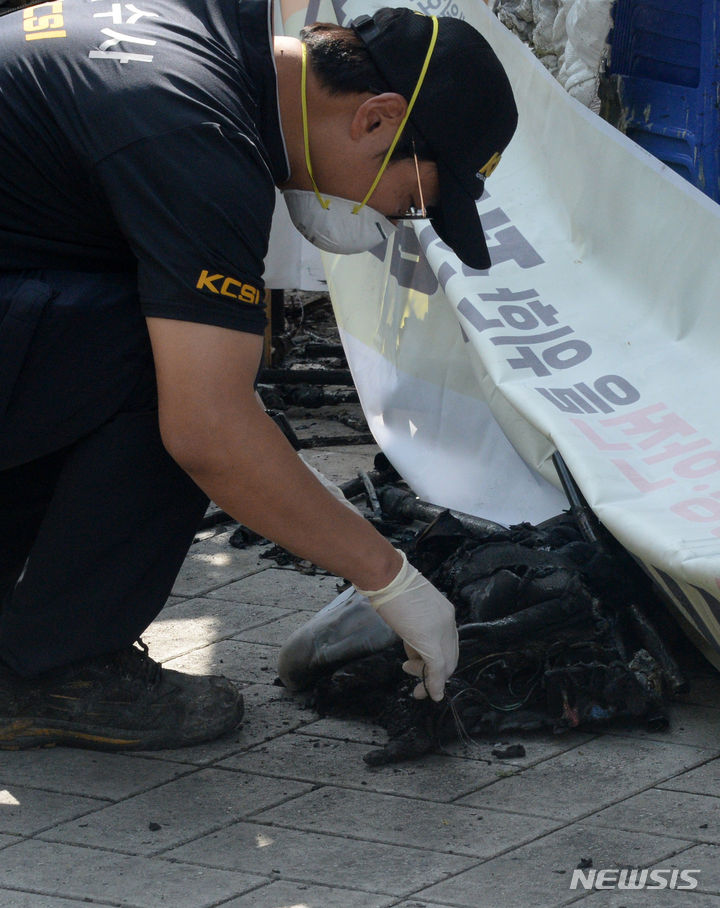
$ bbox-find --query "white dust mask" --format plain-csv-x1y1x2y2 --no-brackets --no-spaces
282,189,395,254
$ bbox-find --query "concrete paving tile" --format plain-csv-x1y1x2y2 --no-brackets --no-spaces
133,684,316,766
253,786,559,857
43,768,312,855
164,595,187,607
586,788,720,844
143,597,291,662
578,890,720,906
456,735,712,821
394,902,472,908
299,446,378,485
219,880,396,907
658,755,720,797
292,722,596,771
163,639,281,684
674,670,720,708
603,703,720,751
171,532,267,596
394,902,470,908
296,716,386,745
231,609,316,645
0,839,265,908
416,822,689,908
131,724,249,767
233,683,317,748
0,749,187,800
0,784,103,836
292,415,365,444
0,834,19,848
442,731,596,768
220,734,509,801
165,820,477,895
648,843,720,893
0,893,109,907
207,567,343,612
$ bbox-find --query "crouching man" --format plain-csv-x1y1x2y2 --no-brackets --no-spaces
0,1,517,749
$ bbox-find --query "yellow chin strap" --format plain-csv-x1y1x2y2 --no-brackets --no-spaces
300,15,439,214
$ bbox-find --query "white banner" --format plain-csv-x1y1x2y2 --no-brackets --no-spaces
281,0,720,660
265,189,326,290
323,231,566,524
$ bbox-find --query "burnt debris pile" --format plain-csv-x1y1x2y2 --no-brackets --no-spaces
257,291,374,449
302,476,689,766
245,292,693,765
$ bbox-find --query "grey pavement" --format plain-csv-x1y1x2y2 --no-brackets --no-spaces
2,440,720,907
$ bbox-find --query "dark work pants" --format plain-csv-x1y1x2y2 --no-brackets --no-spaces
0,271,209,677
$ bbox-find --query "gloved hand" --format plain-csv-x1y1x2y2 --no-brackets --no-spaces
355,550,459,701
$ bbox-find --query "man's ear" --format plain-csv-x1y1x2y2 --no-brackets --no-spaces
350,92,407,141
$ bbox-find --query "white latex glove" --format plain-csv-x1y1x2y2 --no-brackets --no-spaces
355,550,459,701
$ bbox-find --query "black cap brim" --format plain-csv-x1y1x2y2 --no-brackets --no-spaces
431,160,491,271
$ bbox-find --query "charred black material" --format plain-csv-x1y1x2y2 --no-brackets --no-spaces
301,509,684,765
269,411,303,450
304,343,347,359
378,487,506,539
300,432,376,448
258,385,360,409
258,368,354,386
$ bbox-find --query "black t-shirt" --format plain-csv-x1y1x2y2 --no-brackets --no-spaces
0,0,289,333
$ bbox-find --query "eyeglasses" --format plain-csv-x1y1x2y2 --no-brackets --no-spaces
397,141,430,220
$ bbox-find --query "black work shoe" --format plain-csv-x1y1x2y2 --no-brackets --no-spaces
0,642,244,751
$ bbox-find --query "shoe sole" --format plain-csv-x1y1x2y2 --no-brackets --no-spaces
0,700,244,751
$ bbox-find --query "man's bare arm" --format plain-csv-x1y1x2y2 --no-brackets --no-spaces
146,317,402,590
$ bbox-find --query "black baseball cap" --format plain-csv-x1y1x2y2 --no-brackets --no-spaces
352,8,518,270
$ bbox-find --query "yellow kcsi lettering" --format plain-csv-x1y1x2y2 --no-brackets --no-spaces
195,270,260,305
23,1,66,41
